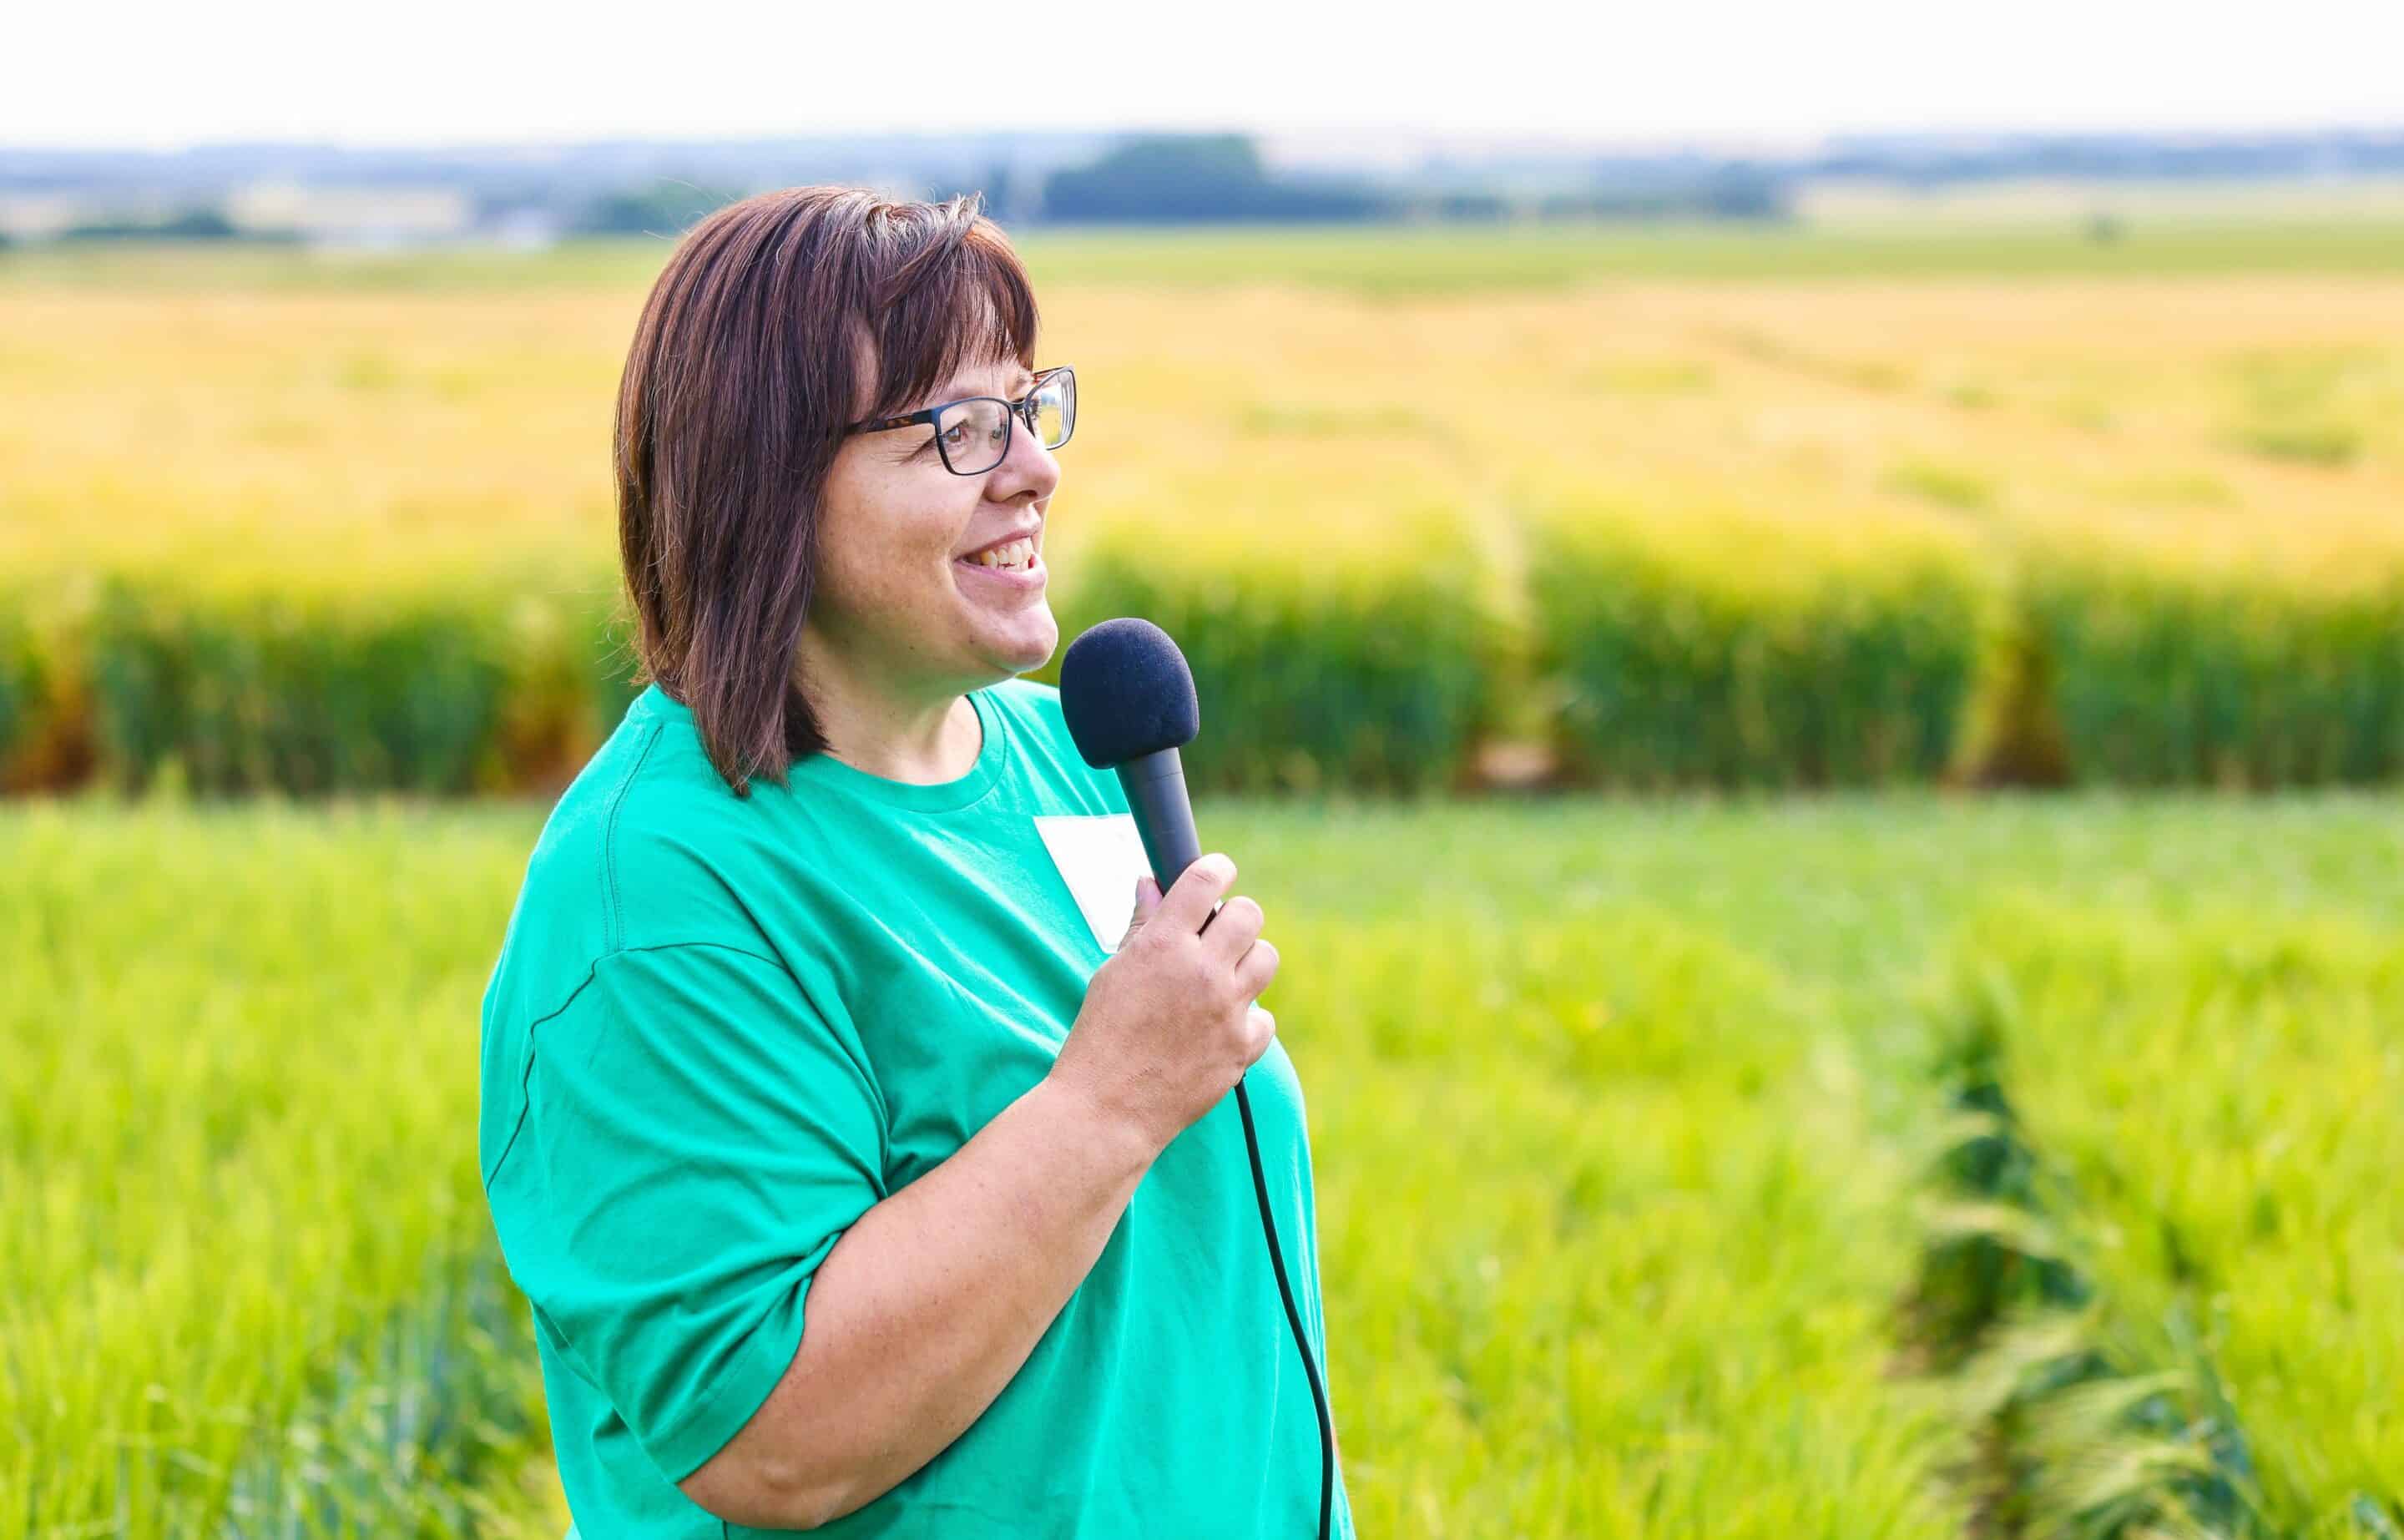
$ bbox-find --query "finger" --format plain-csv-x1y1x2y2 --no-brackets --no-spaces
1233,936,1280,1000
1246,1003,1277,1060
1126,873,1162,924
1156,853,1237,937
1205,894,1265,964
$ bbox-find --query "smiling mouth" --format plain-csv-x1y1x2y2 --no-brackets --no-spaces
957,534,1039,572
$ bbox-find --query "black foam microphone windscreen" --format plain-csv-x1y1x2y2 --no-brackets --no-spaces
1058,617,1205,893
1058,616,1199,768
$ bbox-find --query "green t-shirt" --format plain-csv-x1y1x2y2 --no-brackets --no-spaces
478,675,1353,1537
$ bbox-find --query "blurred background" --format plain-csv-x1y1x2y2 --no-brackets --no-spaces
8,3,2403,1535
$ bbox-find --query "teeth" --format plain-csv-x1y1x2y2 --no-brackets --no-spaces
968,536,1035,569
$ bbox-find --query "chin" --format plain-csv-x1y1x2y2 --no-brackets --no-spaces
980,615,1059,677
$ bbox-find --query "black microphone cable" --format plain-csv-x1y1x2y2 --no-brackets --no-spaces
1233,1073,1335,1540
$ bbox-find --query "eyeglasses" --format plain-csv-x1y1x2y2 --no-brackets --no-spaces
844,366,1077,477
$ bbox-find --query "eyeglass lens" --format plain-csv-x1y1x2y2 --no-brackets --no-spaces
1029,371,1074,451
932,372,1076,475
934,399,1012,475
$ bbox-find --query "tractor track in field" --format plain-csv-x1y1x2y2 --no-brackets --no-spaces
1891,965,2341,1540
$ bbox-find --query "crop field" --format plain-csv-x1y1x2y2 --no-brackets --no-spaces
1915,903,2404,1535
7,794,2400,1536
4,225,2404,796
6,221,2402,1534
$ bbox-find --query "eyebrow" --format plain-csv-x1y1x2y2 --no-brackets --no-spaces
890,368,1039,442
966,366,1035,397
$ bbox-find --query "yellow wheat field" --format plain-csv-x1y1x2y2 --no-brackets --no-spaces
5,268,2404,594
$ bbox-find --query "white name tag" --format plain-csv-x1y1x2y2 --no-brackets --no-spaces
1033,813,1153,953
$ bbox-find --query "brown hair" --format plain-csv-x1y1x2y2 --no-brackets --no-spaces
613,185,1040,796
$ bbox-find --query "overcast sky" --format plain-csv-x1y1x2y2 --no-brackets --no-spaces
15,0,2403,153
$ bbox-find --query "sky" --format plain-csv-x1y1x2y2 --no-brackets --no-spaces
14,0,2403,153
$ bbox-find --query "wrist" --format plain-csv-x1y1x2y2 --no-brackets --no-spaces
1033,1073,1164,1176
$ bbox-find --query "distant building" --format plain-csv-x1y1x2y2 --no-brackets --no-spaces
486,206,563,250
224,180,474,248
0,191,166,240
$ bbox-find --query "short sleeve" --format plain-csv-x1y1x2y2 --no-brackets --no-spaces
484,941,889,1483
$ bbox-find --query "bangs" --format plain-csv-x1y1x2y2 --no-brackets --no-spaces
862,208,1041,422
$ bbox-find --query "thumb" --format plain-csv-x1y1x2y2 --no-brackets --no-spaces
1124,872,1162,932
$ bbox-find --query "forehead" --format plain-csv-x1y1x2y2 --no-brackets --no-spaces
847,328,1034,422
936,354,1036,397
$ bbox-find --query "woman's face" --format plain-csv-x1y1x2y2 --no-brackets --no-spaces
811,352,1062,695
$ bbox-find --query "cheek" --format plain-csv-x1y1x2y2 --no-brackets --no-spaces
823,478,972,606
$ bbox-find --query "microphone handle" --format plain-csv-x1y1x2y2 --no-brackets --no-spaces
1117,745,1203,894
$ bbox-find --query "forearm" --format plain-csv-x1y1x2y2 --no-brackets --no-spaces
687,1074,1158,1527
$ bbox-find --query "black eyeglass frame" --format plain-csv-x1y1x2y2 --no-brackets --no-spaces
843,365,1077,476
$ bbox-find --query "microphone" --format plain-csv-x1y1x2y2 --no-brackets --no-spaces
1058,616,1204,893
1055,614,1339,1540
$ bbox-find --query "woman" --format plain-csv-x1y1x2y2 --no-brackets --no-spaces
477,186,1354,1537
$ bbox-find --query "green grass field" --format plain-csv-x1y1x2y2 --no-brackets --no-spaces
1914,902,2404,1535
13,220,2404,297
9,791,2400,1536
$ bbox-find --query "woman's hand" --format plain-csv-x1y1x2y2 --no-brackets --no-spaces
1048,852,1280,1157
